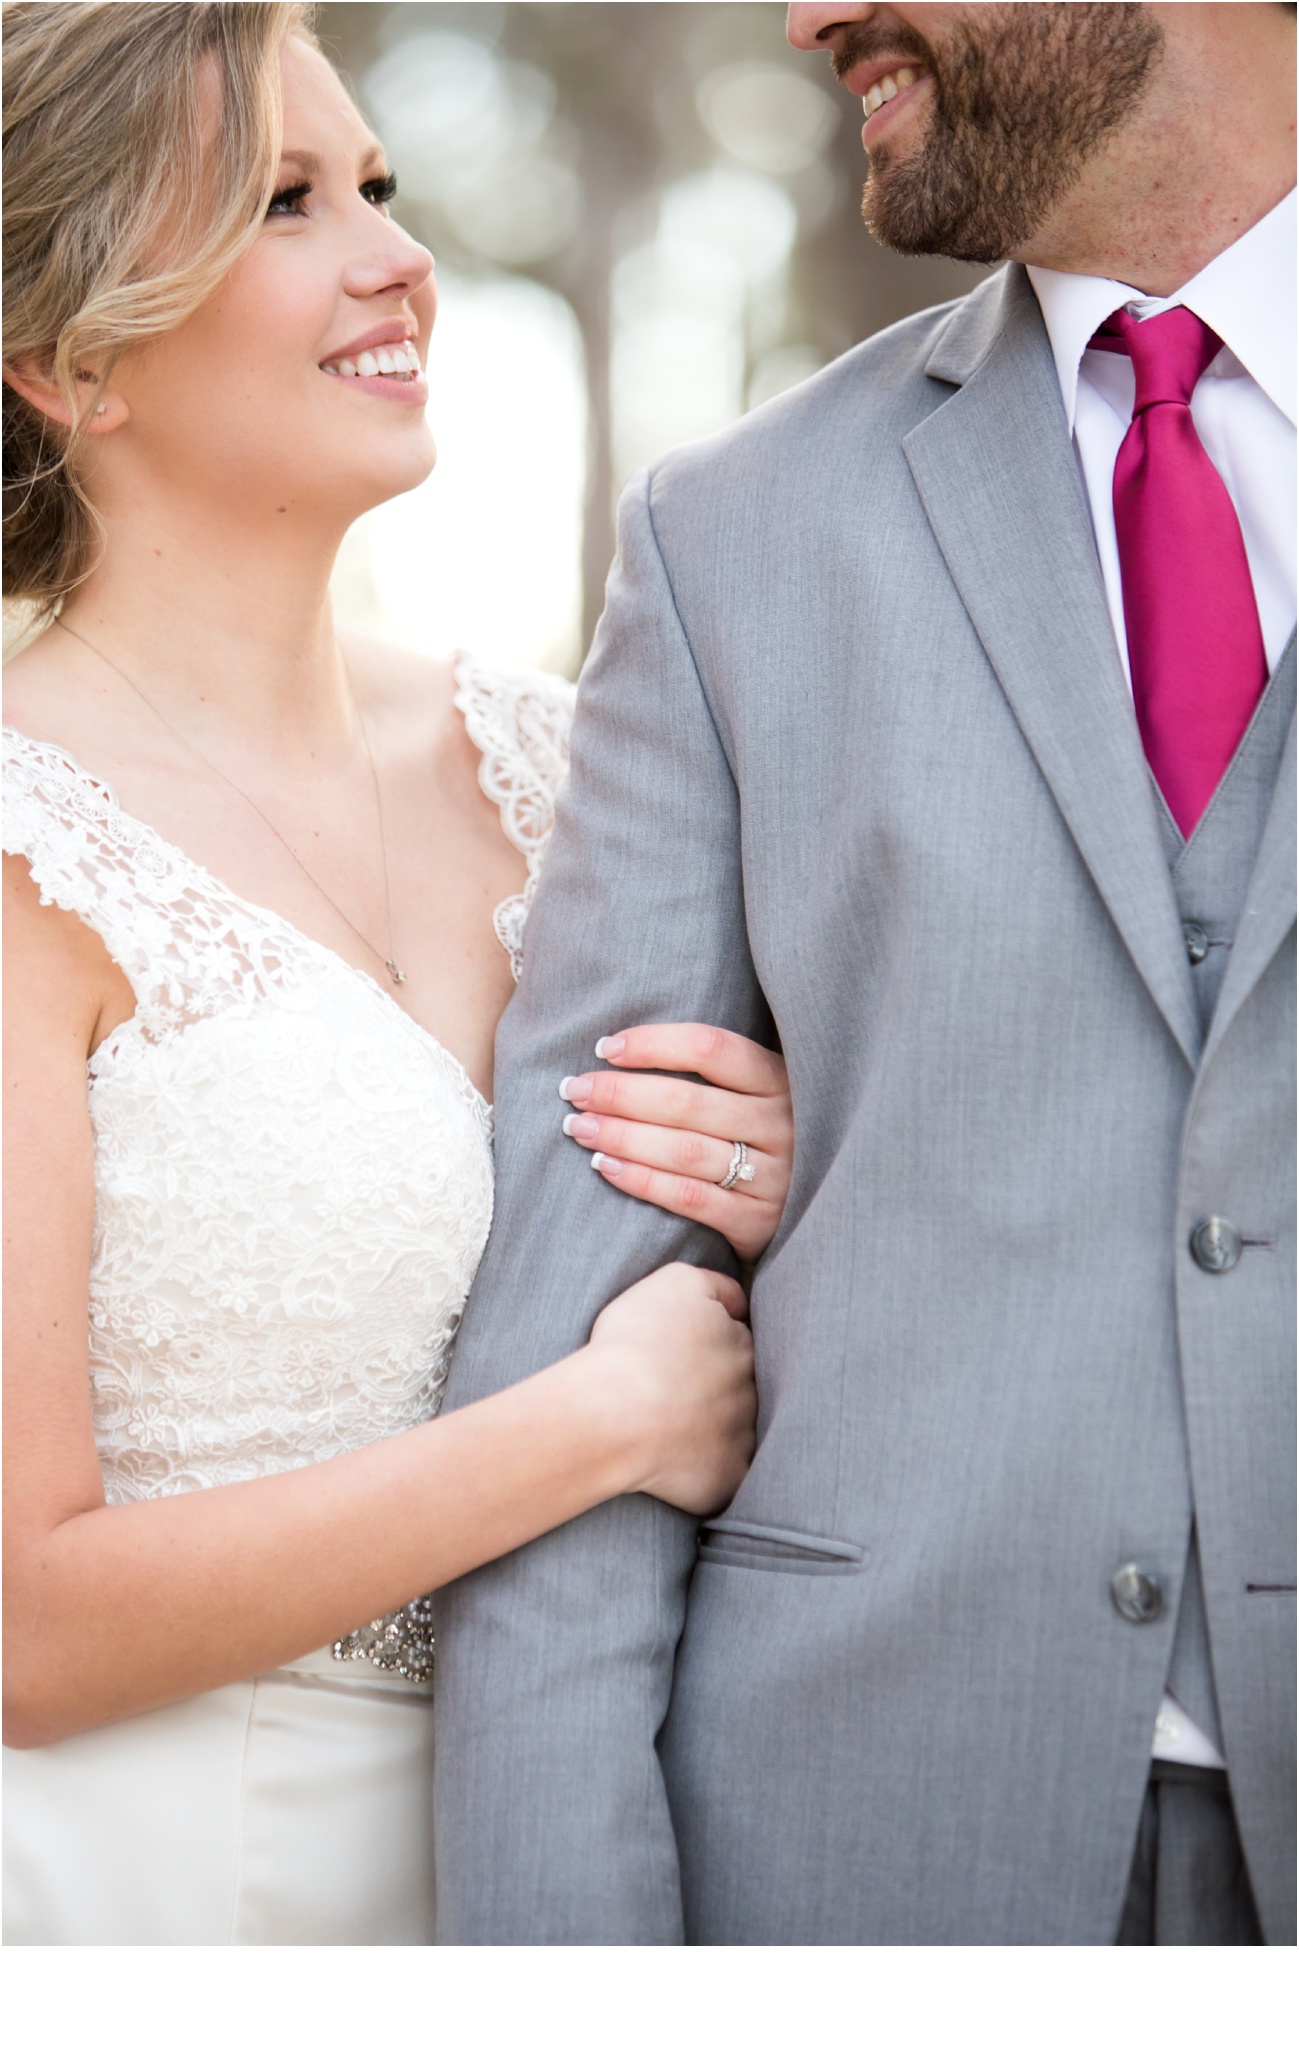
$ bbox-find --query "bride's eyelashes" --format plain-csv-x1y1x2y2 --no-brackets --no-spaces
266,180,312,217
361,171,399,211
265,170,398,219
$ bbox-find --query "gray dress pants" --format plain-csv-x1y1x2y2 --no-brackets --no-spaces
1116,1762,1264,1944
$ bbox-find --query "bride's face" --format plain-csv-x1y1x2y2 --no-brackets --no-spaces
104,37,437,527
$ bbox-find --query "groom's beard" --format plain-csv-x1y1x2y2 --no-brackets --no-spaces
840,3,1163,264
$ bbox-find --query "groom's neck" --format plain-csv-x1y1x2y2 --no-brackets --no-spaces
1009,4,1296,296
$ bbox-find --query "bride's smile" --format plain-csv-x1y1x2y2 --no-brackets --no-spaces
318,325,426,396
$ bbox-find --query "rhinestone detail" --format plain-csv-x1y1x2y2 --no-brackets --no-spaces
332,1596,436,1684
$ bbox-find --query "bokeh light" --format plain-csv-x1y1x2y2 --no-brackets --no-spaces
333,270,586,676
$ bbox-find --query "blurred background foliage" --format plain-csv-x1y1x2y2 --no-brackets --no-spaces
322,2,986,673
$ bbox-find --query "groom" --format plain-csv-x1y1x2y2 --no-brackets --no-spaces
434,3,1295,1944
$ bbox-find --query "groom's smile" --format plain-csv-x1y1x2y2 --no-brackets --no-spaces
856,60,931,147
811,10,937,159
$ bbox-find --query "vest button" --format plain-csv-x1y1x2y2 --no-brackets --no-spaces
1189,1216,1243,1273
1182,920,1210,965
1111,1563,1162,1624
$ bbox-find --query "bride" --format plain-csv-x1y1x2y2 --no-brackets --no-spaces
2,3,793,1945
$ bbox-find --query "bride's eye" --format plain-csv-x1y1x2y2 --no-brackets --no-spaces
361,170,398,211
266,180,311,218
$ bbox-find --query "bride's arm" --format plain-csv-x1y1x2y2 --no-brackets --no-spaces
3,860,754,1750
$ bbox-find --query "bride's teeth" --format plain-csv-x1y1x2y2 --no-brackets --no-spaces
325,343,419,379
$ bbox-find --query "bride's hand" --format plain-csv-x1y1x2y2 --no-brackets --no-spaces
585,1263,756,1516
560,1024,792,1262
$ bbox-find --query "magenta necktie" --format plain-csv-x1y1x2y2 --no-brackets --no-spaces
1090,306,1267,838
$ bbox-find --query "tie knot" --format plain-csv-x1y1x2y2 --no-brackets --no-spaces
1091,305,1223,414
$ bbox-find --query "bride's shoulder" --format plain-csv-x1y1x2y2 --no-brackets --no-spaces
341,627,575,798
342,622,568,715
2,616,91,740
337,626,458,741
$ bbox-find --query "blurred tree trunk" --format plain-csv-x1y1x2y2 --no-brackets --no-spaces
569,124,620,654
538,7,676,648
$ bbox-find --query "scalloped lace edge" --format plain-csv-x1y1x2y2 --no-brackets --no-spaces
452,652,575,982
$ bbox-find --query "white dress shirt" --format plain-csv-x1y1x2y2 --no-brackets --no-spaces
1026,189,1297,1773
1027,187,1296,688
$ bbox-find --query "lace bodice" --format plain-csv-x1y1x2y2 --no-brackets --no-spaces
2,655,574,1506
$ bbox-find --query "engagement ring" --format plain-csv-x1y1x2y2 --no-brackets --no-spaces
718,1140,756,1190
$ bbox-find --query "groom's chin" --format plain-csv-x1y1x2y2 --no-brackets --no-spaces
860,157,1022,268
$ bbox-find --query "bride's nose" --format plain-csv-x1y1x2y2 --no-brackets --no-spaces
341,215,435,304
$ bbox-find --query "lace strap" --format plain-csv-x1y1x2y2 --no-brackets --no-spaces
2,727,325,1067
452,654,576,981
2,728,182,1026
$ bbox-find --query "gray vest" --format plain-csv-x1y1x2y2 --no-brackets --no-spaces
1163,635,1296,1751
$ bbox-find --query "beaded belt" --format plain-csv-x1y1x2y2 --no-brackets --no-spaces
332,1596,435,1685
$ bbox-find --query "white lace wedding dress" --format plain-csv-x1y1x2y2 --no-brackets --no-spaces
2,655,574,1945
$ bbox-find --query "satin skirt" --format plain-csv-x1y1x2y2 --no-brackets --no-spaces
3,1647,436,1945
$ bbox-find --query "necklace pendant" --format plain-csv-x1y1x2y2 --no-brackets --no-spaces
386,961,407,986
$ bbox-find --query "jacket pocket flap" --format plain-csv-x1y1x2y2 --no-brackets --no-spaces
697,1518,863,1572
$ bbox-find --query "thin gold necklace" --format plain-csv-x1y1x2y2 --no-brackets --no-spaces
54,617,407,985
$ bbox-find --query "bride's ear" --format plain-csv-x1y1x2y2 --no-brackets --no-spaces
3,359,129,435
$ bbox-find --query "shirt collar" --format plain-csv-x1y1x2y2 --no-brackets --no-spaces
1026,186,1296,432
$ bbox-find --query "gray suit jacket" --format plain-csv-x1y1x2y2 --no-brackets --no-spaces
432,265,1296,1945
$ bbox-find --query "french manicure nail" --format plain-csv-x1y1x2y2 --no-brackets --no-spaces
563,1113,599,1139
559,1075,592,1105
595,1035,626,1060
591,1151,623,1177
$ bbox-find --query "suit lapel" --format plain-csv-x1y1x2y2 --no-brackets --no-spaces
1202,640,1296,1069
903,268,1200,1069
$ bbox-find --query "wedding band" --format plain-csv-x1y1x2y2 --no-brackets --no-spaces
718,1140,756,1191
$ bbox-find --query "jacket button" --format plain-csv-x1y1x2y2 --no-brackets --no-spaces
1111,1563,1162,1623
1189,1216,1243,1273
1182,920,1210,965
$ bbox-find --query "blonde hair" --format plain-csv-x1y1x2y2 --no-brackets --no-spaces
2,1,316,619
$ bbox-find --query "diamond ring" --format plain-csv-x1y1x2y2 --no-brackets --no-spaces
718,1140,756,1191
